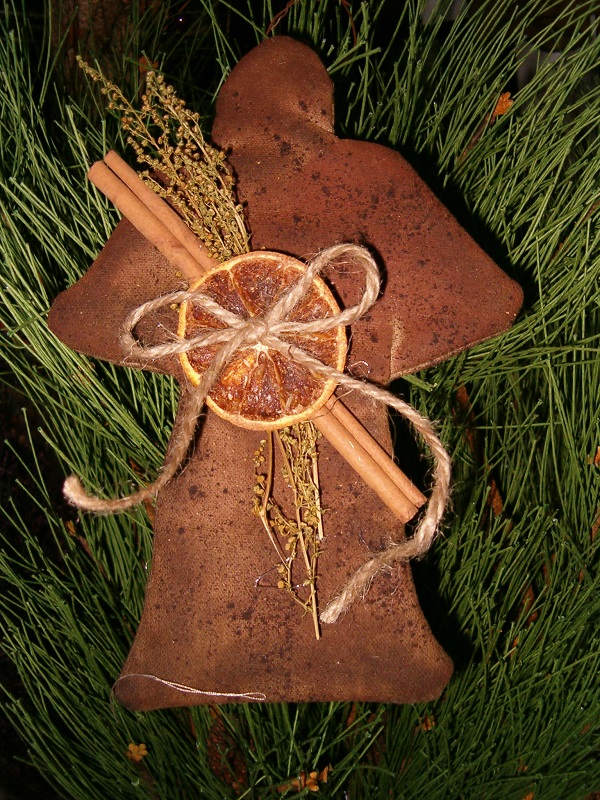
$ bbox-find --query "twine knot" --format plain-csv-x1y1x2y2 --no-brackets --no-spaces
243,317,271,345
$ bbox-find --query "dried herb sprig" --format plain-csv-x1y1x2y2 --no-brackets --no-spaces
77,57,249,260
253,422,324,639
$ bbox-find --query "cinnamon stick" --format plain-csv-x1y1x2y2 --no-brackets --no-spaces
322,398,426,508
88,161,217,280
312,408,420,521
103,151,217,274
88,153,425,523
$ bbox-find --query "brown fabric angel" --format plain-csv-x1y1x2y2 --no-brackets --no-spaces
48,37,522,710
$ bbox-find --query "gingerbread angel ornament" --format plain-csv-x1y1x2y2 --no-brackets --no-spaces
48,37,522,710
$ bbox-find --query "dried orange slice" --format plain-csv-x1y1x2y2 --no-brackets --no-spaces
178,251,347,430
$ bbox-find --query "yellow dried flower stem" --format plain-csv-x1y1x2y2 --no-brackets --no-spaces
77,58,249,260
253,423,323,639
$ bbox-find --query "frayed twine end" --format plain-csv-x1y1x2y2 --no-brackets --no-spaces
63,475,89,506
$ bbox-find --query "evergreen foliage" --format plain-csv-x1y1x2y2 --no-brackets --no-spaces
0,0,599,797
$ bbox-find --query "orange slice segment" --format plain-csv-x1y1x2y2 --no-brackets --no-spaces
178,251,347,430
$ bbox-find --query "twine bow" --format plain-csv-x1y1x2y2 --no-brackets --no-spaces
64,243,451,623
119,243,380,372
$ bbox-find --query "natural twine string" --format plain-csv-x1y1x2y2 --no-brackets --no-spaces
113,673,266,702
64,243,451,624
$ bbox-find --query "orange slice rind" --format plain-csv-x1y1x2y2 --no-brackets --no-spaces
178,251,347,430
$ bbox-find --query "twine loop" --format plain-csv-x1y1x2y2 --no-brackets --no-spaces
64,243,451,624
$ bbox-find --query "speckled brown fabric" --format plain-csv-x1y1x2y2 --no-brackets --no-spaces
211,37,523,381
48,37,522,710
